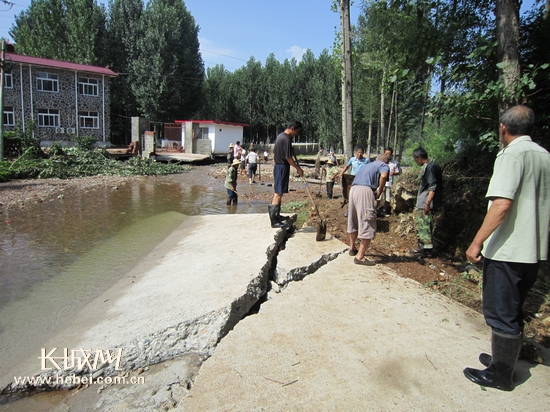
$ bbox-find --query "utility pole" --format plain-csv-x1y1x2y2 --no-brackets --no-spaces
0,39,5,162
340,0,353,162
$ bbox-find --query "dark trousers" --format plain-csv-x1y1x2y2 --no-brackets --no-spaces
326,181,334,199
482,258,539,335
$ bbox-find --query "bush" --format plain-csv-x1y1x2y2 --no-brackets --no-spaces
1,147,187,180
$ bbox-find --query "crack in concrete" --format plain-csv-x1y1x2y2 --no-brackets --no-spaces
1,217,342,404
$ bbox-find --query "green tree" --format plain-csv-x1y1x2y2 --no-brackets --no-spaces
10,0,107,65
131,0,204,124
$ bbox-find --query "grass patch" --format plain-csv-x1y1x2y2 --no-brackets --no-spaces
281,201,309,212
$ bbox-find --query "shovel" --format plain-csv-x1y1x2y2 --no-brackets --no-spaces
231,189,252,207
293,153,326,241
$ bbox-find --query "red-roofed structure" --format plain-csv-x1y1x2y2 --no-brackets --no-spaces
3,52,118,145
166,120,248,155
5,53,118,77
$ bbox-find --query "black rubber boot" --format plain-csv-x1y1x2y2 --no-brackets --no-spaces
464,330,522,391
268,205,286,228
479,326,523,367
226,198,232,206
232,197,238,206
278,209,290,221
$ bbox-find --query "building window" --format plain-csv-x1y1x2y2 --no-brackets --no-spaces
38,108,60,127
36,72,59,92
198,127,209,139
3,106,14,126
78,77,98,96
79,111,99,128
4,73,13,89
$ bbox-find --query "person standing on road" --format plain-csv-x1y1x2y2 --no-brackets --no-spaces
269,120,304,228
246,148,259,184
411,147,443,258
347,154,389,265
463,105,550,391
382,147,401,216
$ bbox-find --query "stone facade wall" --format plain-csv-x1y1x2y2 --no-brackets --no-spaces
3,63,112,144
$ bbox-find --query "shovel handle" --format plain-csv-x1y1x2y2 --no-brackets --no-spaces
231,189,252,207
293,152,322,218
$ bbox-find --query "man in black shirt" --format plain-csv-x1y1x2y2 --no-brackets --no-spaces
269,120,304,228
412,147,443,257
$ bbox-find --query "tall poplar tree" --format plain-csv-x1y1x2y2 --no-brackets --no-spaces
131,0,204,124
10,0,107,65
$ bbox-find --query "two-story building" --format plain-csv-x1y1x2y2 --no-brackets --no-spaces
3,49,117,145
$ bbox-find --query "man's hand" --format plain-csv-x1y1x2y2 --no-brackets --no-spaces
466,242,483,264
423,203,431,215
296,166,304,177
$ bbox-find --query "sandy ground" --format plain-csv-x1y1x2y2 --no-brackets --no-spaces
0,176,136,214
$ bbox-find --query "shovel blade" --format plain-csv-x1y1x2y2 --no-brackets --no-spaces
316,220,327,241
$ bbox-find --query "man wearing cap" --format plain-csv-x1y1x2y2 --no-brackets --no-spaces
269,120,304,228
227,143,235,167
323,159,339,199
225,158,241,206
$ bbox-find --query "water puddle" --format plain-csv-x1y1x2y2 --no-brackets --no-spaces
0,166,272,400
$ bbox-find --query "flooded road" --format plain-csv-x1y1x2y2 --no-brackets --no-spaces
0,166,272,396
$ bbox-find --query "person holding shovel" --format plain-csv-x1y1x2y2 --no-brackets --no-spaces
225,158,241,206
269,120,304,228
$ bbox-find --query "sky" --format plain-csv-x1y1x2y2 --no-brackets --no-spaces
0,0,541,71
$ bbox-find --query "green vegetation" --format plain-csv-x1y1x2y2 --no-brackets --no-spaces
281,201,309,212
0,147,186,182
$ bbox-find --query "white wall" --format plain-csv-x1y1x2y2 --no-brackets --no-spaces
209,124,244,155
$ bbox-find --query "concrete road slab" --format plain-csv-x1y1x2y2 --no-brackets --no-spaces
2,214,291,392
180,254,550,411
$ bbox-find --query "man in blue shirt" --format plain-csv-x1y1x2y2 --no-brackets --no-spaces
347,154,389,265
338,146,369,178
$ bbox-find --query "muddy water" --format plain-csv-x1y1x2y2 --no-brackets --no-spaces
0,166,272,394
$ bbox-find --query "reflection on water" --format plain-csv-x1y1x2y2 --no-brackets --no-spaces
0,166,270,388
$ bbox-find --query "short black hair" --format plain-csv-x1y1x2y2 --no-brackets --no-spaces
500,105,535,136
384,147,393,154
355,146,364,152
412,147,428,159
287,119,303,130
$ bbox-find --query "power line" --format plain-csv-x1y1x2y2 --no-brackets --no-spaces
200,48,248,62
0,1,14,10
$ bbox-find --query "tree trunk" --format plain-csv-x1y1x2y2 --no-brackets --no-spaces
419,66,431,141
367,109,373,160
495,0,521,113
379,69,386,154
340,0,353,162
386,83,396,148
393,84,398,152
